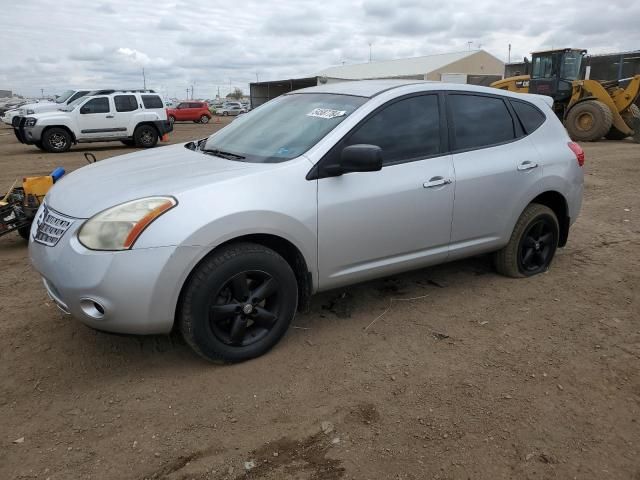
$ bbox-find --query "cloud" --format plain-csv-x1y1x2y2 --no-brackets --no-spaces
2,0,640,99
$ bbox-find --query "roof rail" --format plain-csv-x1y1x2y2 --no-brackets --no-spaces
88,89,157,95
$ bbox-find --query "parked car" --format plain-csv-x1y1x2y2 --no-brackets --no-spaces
29,80,583,363
10,90,93,126
167,101,212,124
216,104,246,116
13,91,172,152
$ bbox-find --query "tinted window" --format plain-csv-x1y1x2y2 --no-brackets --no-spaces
344,95,440,165
81,97,110,114
510,100,546,134
177,103,189,109
114,95,138,112
450,94,515,150
190,103,203,108
142,95,164,109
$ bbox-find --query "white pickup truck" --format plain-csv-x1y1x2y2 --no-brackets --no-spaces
2,89,92,126
13,90,173,153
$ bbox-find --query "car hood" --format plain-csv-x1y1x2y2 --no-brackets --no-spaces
46,143,266,218
20,101,56,113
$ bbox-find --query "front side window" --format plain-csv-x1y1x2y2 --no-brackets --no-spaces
343,94,441,165
80,97,110,114
532,55,554,79
202,93,367,163
450,94,515,150
177,103,189,109
114,95,138,112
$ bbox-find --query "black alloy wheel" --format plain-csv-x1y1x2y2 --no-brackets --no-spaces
210,270,281,346
518,218,556,274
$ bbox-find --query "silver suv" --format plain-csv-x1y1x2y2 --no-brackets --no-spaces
29,80,584,363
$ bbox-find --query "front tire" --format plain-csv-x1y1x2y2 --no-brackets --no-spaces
179,243,298,363
494,203,559,278
42,127,72,153
133,125,158,148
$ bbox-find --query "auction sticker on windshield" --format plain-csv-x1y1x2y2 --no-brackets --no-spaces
306,108,347,119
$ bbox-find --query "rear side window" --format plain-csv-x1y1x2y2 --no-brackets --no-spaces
81,97,110,114
450,94,515,150
190,103,203,108
345,94,441,165
510,100,546,134
114,95,138,112
142,95,164,109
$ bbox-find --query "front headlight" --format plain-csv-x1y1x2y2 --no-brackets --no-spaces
25,117,37,127
26,109,35,115
78,196,177,251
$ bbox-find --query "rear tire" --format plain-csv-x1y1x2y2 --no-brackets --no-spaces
133,125,158,148
42,127,72,153
222,111,228,116
179,242,298,363
494,203,559,278
18,225,31,240
200,115,210,124
565,100,612,142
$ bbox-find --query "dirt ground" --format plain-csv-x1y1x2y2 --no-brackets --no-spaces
1,120,638,480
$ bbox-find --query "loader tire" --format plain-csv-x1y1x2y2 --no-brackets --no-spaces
605,104,640,140
626,104,640,143
565,100,612,142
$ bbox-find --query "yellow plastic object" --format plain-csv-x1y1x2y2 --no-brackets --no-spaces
22,175,53,199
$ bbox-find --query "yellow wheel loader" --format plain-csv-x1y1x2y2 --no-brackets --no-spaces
491,48,640,142
0,168,65,241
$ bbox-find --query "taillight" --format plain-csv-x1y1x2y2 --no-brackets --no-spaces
568,142,585,167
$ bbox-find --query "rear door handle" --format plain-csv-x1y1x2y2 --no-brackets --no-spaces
106,115,114,118
423,176,452,188
518,161,538,171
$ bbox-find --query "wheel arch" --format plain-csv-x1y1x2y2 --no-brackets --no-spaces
41,124,77,143
530,191,570,247
174,233,313,331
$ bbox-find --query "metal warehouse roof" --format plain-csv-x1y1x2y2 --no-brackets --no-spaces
315,50,482,80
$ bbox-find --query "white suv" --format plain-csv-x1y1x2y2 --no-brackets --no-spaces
10,89,92,126
13,90,173,153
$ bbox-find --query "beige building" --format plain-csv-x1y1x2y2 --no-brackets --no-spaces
249,50,505,107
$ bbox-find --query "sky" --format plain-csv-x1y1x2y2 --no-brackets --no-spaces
1,0,639,99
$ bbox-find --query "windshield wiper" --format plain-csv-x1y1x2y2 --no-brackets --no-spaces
201,148,246,160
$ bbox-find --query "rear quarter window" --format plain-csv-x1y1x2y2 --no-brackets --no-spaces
142,95,164,109
510,99,546,134
114,95,138,112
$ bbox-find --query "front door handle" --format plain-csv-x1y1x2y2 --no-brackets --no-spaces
423,176,452,188
518,161,538,171
106,115,114,118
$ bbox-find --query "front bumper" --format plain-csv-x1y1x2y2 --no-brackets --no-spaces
13,116,43,145
28,208,203,335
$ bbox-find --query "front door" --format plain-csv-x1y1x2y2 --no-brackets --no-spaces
316,93,454,290
76,96,114,140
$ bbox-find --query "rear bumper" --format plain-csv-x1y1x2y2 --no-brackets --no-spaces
153,120,173,136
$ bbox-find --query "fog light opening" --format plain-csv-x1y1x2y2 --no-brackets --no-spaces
80,298,106,319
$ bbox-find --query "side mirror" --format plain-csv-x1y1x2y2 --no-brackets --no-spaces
325,144,383,176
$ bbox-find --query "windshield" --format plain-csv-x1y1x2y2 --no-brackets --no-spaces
203,93,367,163
61,96,88,111
56,90,74,104
560,51,583,80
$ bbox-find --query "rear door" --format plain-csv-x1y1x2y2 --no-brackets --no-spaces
317,93,455,290
446,92,542,259
112,94,139,135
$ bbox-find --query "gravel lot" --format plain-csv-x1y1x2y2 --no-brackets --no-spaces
1,121,639,480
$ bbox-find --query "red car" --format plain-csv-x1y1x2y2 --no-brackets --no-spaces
167,101,212,124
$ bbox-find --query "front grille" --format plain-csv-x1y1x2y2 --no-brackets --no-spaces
33,204,74,247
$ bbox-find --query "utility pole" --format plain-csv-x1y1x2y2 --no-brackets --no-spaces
40,88,44,98
191,85,194,99
186,88,189,100
508,43,511,63
217,86,220,99
142,68,146,90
